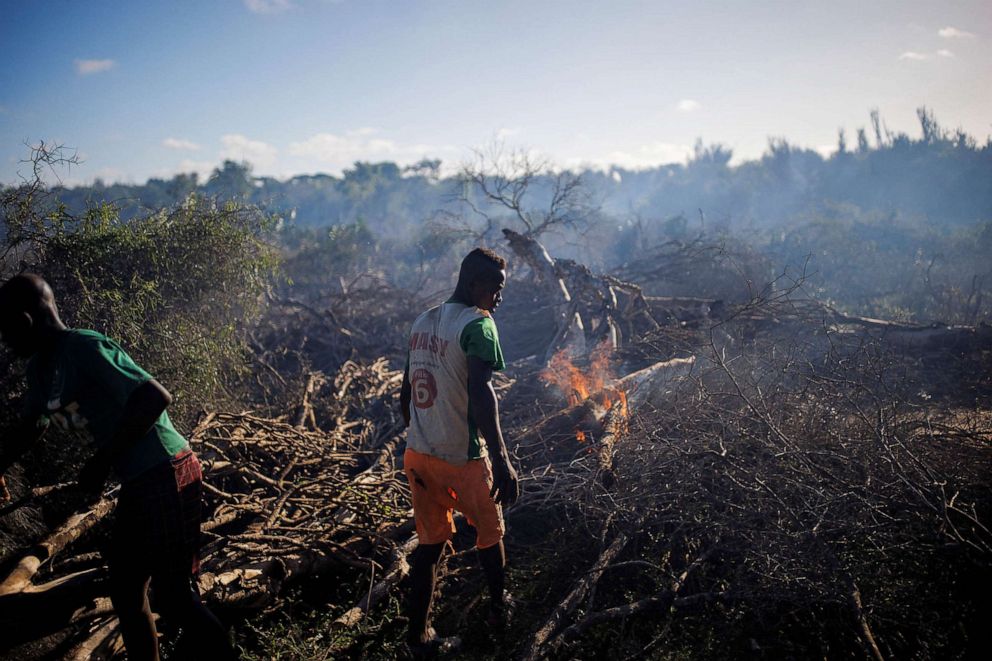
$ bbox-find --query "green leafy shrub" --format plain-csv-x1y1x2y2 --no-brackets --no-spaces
1,145,280,427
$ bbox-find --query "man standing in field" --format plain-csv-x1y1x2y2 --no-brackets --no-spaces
0,274,236,661
400,248,520,656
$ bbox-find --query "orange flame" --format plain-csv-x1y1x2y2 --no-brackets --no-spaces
575,429,586,443
541,341,628,420
541,348,588,406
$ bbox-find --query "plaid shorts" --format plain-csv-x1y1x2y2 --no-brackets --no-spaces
109,449,203,581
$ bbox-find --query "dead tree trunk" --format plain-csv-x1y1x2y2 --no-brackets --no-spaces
501,228,585,362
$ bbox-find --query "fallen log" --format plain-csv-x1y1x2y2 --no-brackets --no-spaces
501,229,587,363
827,311,992,352
333,533,420,627
557,591,719,646
615,355,696,409
0,567,110,648
0,496,115,597
596,399,629,489
67,612,126,661
518,356,695,471
520,526,634,661
0,480,75,518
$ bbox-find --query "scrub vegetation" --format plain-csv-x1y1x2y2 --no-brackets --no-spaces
0,109,989,659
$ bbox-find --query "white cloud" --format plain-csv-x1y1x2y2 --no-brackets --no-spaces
900,48,958,61
220,134,278,169
677,99,701,112
938,26,975,39
566,142,693,171
496,127,521,140
176,159,217,180
244,0,293,14
162,137,201,151
815,144,838,159
287,128,458,174
289,133,386,159
74,59,116,75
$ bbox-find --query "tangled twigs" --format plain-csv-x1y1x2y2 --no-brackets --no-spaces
0,480,76,518
333,533,419,627
0,358,412,655
191,360,411,609
0,495,116,650
520,519,640,661
0,496,115,597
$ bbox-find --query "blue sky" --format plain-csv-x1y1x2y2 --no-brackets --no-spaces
1,0,989,185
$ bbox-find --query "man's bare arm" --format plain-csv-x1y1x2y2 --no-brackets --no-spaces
468,356,519,505
0,419,48,474
400,366,412,428
77,378,173,493
0,419,49,503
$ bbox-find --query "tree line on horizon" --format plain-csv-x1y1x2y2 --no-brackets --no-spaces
4,108,990,327
35,107,991,237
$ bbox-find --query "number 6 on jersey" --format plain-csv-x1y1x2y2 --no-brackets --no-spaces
411,368,437,409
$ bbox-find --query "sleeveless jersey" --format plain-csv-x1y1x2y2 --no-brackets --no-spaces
405,301,504,465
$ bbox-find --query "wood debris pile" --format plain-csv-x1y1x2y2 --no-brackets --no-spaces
0,359,417,658
1,233,990,659
499,326,992,660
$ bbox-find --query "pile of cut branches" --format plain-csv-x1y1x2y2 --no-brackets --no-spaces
479,309,992,660
0,359,415,658
2,235,991,660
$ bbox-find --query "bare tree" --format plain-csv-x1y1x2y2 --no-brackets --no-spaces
0,141,80,267
452,140,596,241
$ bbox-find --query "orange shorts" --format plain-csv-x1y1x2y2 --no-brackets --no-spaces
403,448,505,549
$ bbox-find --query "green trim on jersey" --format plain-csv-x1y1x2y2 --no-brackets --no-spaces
459,316,505,460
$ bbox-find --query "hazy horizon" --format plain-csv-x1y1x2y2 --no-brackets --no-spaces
2,0,990,186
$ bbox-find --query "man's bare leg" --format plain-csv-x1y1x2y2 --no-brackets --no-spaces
406,542,445,644
111,574,159,661
156,580,237,660
478,541,507,611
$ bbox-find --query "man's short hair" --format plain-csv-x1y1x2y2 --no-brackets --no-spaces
0,273,53,315
458,248,507,287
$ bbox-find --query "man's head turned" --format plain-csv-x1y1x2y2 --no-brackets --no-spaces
455,248,507,313
0,273,62,357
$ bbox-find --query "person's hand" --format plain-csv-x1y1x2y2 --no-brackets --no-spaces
77,450,111,497
0,475,10,505
490,454,520,506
